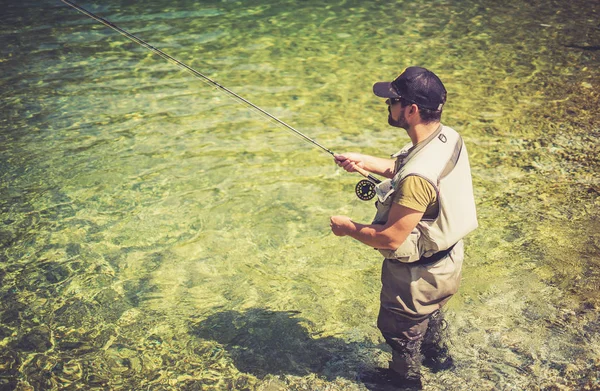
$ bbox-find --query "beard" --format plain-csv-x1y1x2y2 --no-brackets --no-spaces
388,108,408,129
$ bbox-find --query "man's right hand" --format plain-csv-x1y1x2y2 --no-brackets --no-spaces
334,153,396,179
334,153,365,173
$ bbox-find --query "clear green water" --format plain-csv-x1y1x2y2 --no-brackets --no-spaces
1,0,599,390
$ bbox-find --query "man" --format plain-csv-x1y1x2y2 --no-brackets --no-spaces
330,67,477,389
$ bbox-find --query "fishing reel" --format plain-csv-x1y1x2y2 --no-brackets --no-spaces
355,179,376,201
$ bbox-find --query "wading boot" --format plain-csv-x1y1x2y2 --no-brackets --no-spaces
359,367,423,390
421,310,455,372
360,336,423,389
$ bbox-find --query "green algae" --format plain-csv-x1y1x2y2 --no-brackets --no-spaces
1,0,599,390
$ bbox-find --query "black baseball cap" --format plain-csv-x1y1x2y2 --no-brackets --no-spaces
373,66,447,111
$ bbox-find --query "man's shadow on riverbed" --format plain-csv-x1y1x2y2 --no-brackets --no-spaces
189,308,395,389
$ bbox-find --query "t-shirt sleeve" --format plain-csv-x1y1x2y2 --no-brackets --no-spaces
392,176,436,212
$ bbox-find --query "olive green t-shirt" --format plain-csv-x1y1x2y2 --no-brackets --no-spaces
392,175,439,219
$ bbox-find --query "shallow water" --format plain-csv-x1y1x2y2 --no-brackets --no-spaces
1,0,599,390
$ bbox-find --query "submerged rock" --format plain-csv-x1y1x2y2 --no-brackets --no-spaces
16,326,52,352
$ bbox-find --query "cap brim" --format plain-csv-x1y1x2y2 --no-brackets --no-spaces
373,82,400,98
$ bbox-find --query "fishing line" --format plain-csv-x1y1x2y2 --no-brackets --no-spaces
60,0,381,199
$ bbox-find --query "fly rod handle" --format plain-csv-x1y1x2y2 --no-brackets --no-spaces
353,165,382,184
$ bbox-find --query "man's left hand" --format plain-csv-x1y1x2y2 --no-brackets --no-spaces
330,215,354,236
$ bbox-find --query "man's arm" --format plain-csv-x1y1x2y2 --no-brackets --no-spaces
334,153,396,179
330,203,423,249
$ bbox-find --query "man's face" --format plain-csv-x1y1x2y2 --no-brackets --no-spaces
387,99,408,129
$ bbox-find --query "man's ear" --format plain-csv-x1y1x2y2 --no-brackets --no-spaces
409,103,419,115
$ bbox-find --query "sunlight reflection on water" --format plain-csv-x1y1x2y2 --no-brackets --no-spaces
1,0,599,390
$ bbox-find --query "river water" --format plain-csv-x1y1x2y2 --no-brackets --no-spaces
1,0,599,390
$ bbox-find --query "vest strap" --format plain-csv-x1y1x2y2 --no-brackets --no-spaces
409,243,457,266
438,136,463,182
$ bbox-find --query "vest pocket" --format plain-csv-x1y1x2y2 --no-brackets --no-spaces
372,194,395,225
378,229,421,262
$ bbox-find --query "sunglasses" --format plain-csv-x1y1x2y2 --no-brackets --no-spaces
386,97,402,106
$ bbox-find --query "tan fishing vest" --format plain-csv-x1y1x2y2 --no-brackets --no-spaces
372,125,478,262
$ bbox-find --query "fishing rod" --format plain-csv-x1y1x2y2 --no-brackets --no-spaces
60,0,381,200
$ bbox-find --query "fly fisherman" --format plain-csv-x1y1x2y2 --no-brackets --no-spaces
330,67,477,389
